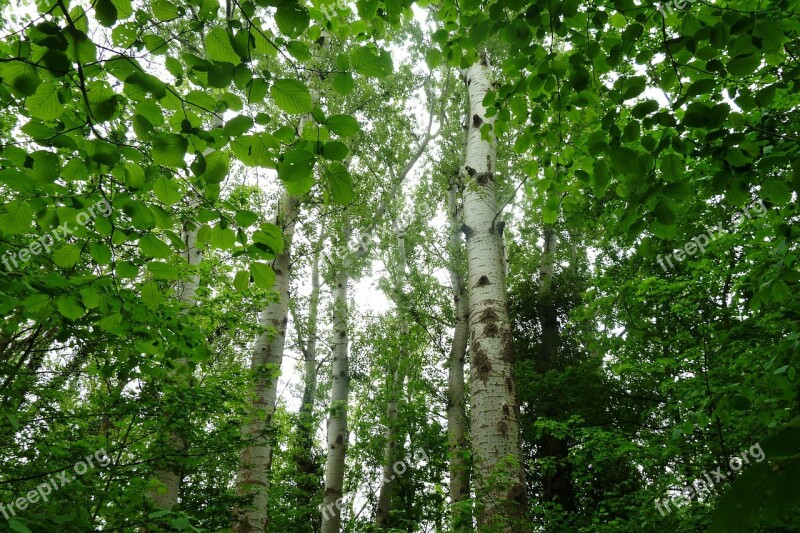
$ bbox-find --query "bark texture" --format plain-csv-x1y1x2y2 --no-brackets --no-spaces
446,176,471,528
461,54,528,530
294,226,324,530
233,192,300,533
321,267,349,533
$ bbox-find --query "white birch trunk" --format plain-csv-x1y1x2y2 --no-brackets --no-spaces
446,177,471,526
233,191,299,533
461,54,528,530
321,266,349,533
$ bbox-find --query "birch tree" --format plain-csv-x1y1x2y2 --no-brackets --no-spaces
460,53,528,529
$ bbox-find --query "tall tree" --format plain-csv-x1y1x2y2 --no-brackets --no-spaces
460,53,527,530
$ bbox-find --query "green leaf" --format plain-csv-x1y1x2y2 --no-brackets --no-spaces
325,115,359,136
95,0,118,26
125,72,167,99
26,82,63,121
148,261,180,280
275,4,310,38
332,72,354,95
322,141,350,161
653,199,677,224
1,61,40,96
250,262,276,289
90,243,112,264
141,281,163,306
0,201,34,234
278,154,315,195
660,154,682,182
139,235,173,258
233,270,250,291
253,223,284,254
223,115,254,136
235,210,259,227
209,225,236,249
762,179,792,204
205,28,241,64
80,286,101,308
53,244,82,268
727,54,761,77
57,295,85,320
152,0,180,20
351,45,393,78
326,162,354,204
270,79,313,114
153,177,182,205
152,134,188,167
607,146,641,176
203,151,230,183
8,518,33,533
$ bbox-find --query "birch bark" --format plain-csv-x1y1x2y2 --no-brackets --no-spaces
461,53,528,530
446,176,471,527
321,265,349,533
233,192,300,533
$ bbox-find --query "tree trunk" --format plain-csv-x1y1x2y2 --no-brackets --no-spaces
294,225,324,530
233,192,300,533
446,176,471,528
461,53,528,530
376,220,409,529
144,114,217,525
321,267,350,533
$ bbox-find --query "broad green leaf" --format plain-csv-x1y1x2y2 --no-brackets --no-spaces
223,115,254,136
52,244,82,268
233,270,250,291
326,162,354,203
205,28,241,64
325,115,359,136
26,82,63,121
57,295,85,320
95,0,118,26
322,141,349,160
250,262,276,289
351,45,393,78
275,4,310,38
203,151,230,183
0,201,33,234
152,0,179,20
141,281,163,306
270,79,313,114
253,223,283,254
125,72,167,99
148,261,180,280
209,225,236,249
153,177,182,205
1,61,40,96
90,243,112,264
139,234,172,258
152,134,188,167
332,72,354,95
